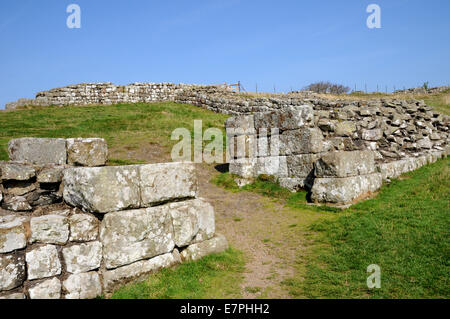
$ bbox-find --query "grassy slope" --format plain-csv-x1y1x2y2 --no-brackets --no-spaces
0,102,228,162
111,248,245,299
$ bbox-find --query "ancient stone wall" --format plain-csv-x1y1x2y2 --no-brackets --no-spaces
0,138,227,299
225,103,450,205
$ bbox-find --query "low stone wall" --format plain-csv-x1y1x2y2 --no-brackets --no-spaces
0,138,227,299
225,104,450,205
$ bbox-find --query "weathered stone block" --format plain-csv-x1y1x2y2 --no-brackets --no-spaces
139,162,198,207
228,134,256,159
0,217,27,253
169,199,215,247
254,105,314,131
37,167,64,183
225,115,255,135
229,158,256,178
62,241,102,274
8,138,67,165
279,128,324,155
28,277,61,299
1,195,32,211
278,177,306,192
314,151,376,178
66,138,108,167
102,250,181,294
335,121,357,137
0,163,35,181
255,156,288,177
361,128,383,141
26,245,62,280
180,234,229,262
0,254,26,291
100,205,175,269
286,154,320,178
63,272,102,299
311,173,382,204
0,292,25,299
69,213,99,242
63,165,140,213
30,215,69,245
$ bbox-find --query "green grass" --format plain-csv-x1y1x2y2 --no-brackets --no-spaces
110,248,245,299
284,157,450,299
0,102,229,162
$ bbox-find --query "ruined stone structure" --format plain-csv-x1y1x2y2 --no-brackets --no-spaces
226,103,449,205
4,82,450,204
0,138,227,299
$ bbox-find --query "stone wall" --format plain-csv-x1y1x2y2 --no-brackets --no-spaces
225,103,450,206
0,138,227,299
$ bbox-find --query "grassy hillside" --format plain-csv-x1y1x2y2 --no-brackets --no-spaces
0,102,229,163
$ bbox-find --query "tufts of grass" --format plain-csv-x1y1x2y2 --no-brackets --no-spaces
284,156,450,299
110,248,245,299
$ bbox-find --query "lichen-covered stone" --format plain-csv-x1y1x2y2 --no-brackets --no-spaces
0,217,27,253
180,234,229,262
310,173,382,204
102,250,181,294
226,115,255,135
314,151,376,178
279,128,324,155
169,199,215,247
0,163,35,181
69,213,99,242
66,138,108,167
0,254,26,291
63,272,102,299
62,241,102,274
286,154,321,178
63,165,140,213
229,158,256,179
335,121,357,137
30,215,69,245
4,181,36,196
139,162,198,207
26,245,61,280
1,195,32,211
28,277,61,299
254,105,314,130
100,205,175,269
37,167,64,183
361,128,383,141
255,156,288,177
8,138,67,165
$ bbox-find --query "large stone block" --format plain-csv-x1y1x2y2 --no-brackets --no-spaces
69,213,99,242
314,151,376,178
63,272,102,299
311,173,382,204
169,199,215,247
180,234,229,262
229,158,256,178
26,245,62,280
30,215,69,245
255,156,288,178
228,134,256,159
139,162,198,207
66,138,108,167
254,105,314,131
100,205,175,269
102,250,181,294
225,115,255,136
62,241,102,274
37,167,64,183
0,163,35,181
286,154,320,178
279,128,324,155
0,217,27,253
28,277,61,299
8,138,67,165
0,254,26,291
63,165,140,213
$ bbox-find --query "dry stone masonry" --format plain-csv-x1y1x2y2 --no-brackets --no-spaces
0,138,227,299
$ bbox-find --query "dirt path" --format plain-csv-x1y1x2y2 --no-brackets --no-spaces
196,164,307,299
110,144,313,298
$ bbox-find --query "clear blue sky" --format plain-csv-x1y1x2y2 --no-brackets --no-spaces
1,0,449,109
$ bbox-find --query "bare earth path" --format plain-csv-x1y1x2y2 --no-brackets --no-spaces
110,144,321,298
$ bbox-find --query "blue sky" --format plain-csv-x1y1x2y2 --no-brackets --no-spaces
0,0,449,109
